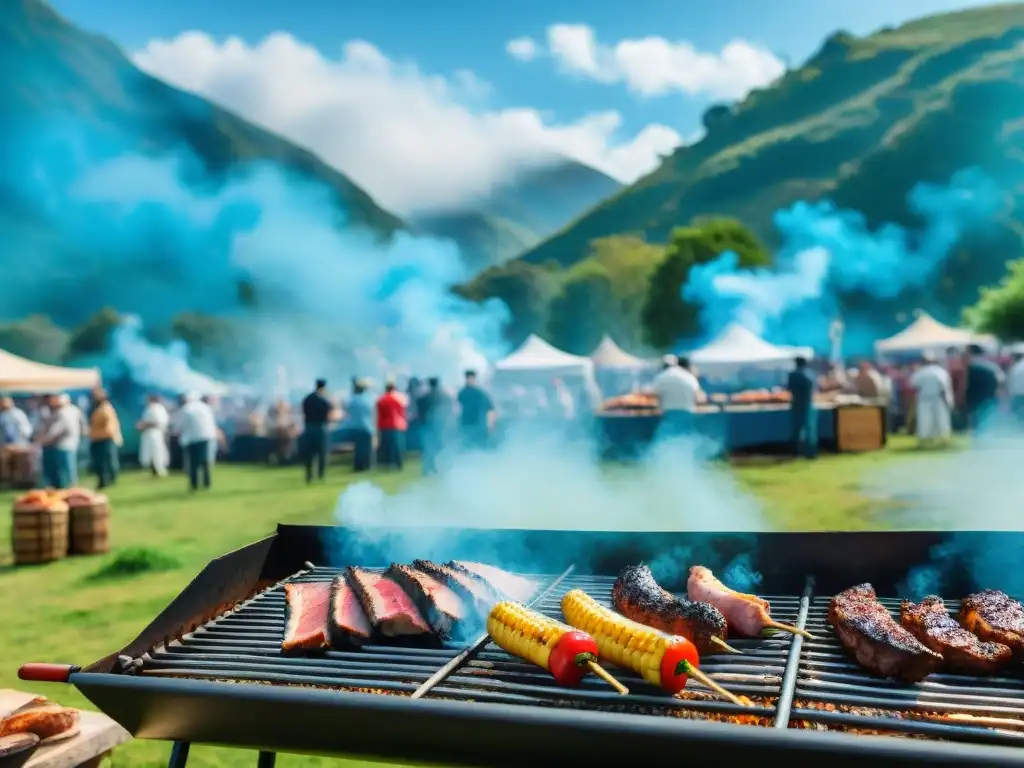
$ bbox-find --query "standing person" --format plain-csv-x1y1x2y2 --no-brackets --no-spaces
88,389,123,490
405,377,424,453
1008,352,1024,424
787,357,818,459
201,395,225,466
911,352,954,445
0,396,33,483
177,393,217,492
961,344,1004,433
651,355,703,438
456,370,495,451
137,394,170,477
375,380,408,470
342,380,374,472
417,377,453,476
854,361,886,401
36,394,81,489
301,379,332,483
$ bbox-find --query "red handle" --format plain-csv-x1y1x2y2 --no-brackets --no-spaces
18,664,79,683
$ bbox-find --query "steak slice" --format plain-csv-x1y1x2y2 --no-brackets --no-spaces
387,564,468,639
345,566,432,639
900,595,1012,675
282,582,331,652
328,575,373,649
959,590,1024,655
828,584,942,683
447,561,537,602
413,559,501,612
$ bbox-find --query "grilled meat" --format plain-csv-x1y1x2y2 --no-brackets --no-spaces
281,582,332,652
959,590,1024,655
413,559,501,611
328,576,373,649
447,561,537,602
386,564,468,639
828,584,942,682
345,566,432,639
612,564,731,655
900,595,1012,675
0,704,78,741
687,565,811,638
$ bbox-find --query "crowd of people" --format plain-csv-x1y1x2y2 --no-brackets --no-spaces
1,343,1022,491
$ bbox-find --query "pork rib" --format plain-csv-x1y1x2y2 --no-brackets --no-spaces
613,564,731,655
282,582,331,652
386,564,468,640
328,575,373,649
447,561,537,602
900,595,1011,675
828,584,942,682
345,566,432,639
959,590,1024,656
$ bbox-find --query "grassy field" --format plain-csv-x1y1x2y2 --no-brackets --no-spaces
0,437,937,767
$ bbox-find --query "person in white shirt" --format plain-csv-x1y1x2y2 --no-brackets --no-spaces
652,355,703,438
0,397,32,446
1007,352,1024,424
37,393,82,489
910,351,954,444
177,393,218,491
137,394,170,477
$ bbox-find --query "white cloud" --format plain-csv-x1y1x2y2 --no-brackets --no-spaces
505,36,539,62
134,32,682,215
545,24,785,99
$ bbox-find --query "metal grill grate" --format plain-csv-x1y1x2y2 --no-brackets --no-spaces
131,567,1024,745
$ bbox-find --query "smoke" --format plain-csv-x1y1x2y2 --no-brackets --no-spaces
334,425,767,572
3,118,507,392
108,316,229,395
682,168,1004,352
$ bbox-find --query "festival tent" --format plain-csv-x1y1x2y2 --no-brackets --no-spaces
589,335,653,369
0,348,100,392
494,334,595,377
688,324,811,371
874,313,995,355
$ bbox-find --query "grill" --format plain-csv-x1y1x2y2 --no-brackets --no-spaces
20,526,1024,767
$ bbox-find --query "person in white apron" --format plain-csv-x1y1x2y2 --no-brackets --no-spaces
910,352,953,445
137,395,170,476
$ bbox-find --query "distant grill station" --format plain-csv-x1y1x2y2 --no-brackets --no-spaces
19,526,1024,767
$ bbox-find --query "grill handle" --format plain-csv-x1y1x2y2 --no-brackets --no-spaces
18,664,80,683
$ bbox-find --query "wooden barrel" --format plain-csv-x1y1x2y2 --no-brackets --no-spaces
68,500,110,556
11,503,69,565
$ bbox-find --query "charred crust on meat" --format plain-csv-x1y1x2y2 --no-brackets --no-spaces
899,595,1012,675
612,564,727,653
327,575,371,650
385,563,463,641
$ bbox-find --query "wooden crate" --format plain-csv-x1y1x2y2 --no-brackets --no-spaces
11,504,69,565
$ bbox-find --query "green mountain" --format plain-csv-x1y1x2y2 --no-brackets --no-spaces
412,162,622,268
518,4,1024,272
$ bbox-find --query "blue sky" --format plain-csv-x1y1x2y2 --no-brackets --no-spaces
46,0,995,214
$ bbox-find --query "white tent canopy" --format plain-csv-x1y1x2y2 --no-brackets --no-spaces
0,348,100,393
875,313,994,354
494,335,594,377
688,324,811,371
589,335,652,369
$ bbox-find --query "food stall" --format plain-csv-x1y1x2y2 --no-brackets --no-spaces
874,312,996,359
589,335,654,394
598,325,886,458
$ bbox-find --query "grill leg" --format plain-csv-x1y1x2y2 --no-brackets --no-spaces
168,742,190,767
257,752,276,767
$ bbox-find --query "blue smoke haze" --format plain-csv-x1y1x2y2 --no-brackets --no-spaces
683,168,1005,353
4,119,508,392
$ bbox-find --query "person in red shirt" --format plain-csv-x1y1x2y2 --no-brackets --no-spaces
375,381,408,470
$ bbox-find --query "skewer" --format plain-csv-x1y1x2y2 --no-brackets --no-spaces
677,661,749,707
764,620,814,639
709,636,743,655
584,660,629,695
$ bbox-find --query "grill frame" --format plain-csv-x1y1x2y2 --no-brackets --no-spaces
50,526,1024,766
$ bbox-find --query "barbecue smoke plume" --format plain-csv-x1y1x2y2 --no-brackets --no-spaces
682,168,1003,353
333,424,767,576
2,115,506,391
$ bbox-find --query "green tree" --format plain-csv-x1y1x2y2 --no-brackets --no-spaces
547,265,617,355
964,258,1024,340
65,307,121,359
640,217,771,349
0,315,70,364
456,261,556,346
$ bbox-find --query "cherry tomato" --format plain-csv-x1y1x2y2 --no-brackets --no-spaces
549,630,599,686
659,636,701,694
